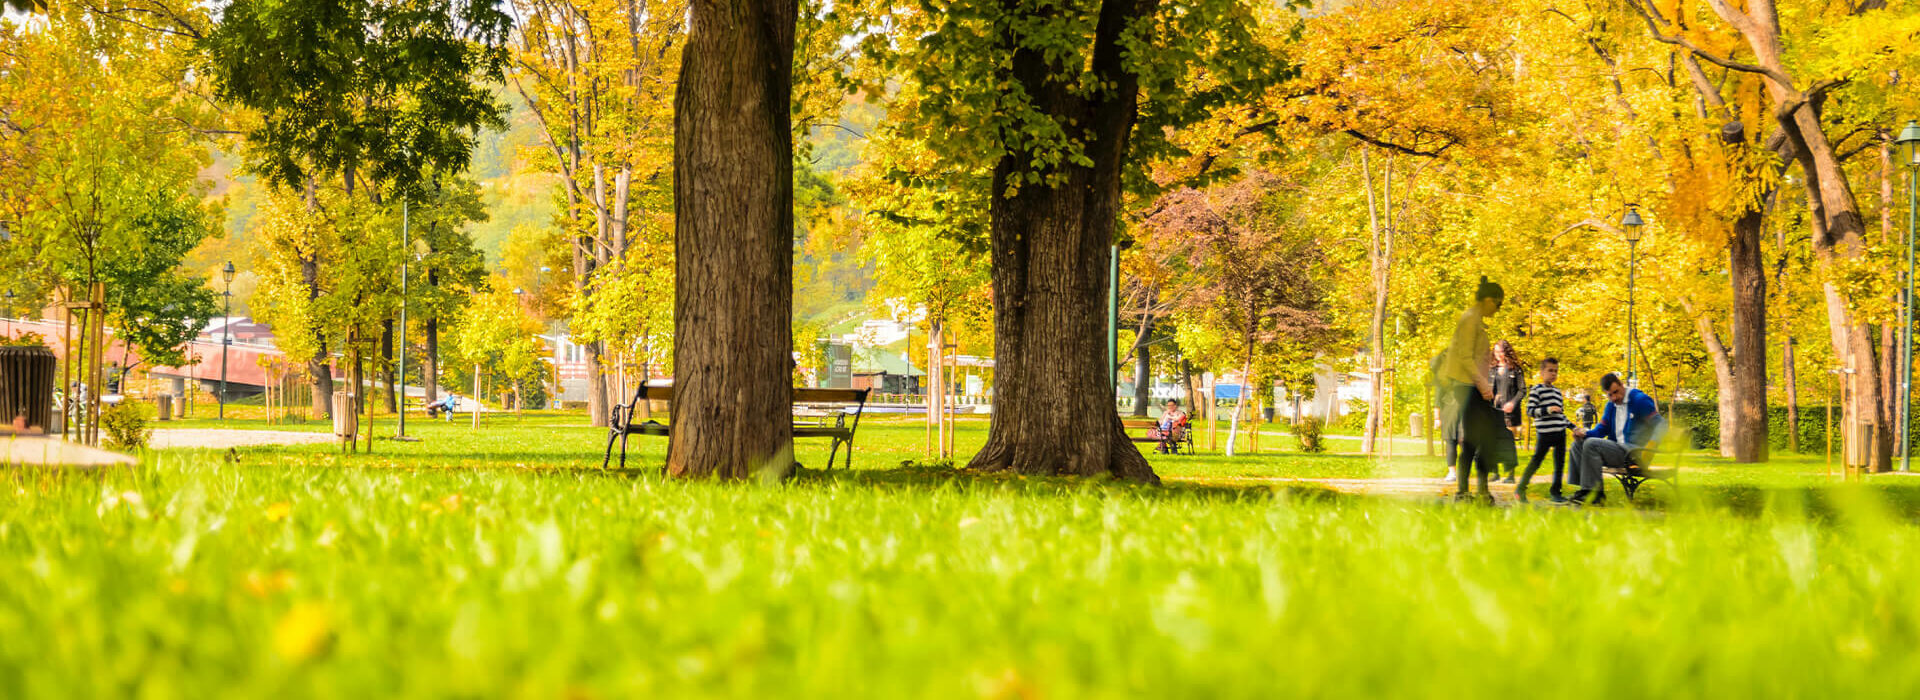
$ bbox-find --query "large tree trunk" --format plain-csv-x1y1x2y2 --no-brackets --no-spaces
963,0,1160,483
1699,0,1887,469
666,0,796,479
1727,205,1768,461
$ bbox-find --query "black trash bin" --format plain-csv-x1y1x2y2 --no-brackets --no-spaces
0,345,57,432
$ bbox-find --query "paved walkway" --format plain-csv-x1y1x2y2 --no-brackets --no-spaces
150,429,334,450
1189,474,1585,504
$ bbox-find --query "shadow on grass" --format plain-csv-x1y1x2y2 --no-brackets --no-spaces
128,439,1920,524
789,461,1357,506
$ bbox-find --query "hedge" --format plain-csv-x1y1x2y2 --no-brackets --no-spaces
1662,400,1920,455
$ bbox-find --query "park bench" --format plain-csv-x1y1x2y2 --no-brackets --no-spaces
1122,417,1194,455
601,384,871,471
1598,415,1677,501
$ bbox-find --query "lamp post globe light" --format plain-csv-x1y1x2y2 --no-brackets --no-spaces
220,261,235,419
1620,204,1645,386
1895,120,1920,472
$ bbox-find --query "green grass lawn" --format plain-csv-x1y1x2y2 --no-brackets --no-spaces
6,410,1920,697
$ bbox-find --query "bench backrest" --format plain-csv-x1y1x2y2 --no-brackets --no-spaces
793,388,869,406
628,385,869,407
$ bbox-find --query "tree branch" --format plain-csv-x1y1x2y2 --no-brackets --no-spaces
1627,0,1791,87
1344,130,1456,158
1555,217,1626,241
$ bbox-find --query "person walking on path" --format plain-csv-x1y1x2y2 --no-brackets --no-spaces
1436,276,1510,503
1430,351,1463,483
1491,340,1525,483
1567,372,1661,506
1517,357,1571,503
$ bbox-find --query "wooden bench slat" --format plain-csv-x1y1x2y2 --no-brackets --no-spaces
792,426,853,438
627,386,869,405
632,385,674,402
792,387,869,403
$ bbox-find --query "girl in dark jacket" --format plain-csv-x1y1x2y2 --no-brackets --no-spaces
1490,340,1525,483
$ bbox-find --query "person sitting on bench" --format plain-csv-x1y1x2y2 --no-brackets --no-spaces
1566,372,1659,506
1150,399,1189,454
426,393,460,419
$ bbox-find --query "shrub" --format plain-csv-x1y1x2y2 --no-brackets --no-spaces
1,331,47,348
101,400,153,451
1292,415,1326,453
1667,401,1841,455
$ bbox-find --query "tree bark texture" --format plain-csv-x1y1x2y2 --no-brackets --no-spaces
1728,207,1768,462
666,0,796,479
1664,0,1886,468
963,0,1160,483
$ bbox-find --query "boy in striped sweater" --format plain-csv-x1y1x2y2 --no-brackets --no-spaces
1518,357,1572,503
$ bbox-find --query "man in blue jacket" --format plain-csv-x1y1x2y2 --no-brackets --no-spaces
1566,372,1659,505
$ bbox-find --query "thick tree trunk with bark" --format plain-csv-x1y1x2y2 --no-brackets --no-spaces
963,0,1160,483
666,0,796,479
1727,207,1768,461
1777,71,1888,471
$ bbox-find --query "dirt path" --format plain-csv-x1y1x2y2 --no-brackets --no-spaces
151,429,334,450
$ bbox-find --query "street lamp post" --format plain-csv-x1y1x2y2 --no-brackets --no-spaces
219,261,235,419
1894,120,1920,472
1620,204,1645,385
4,289,14,338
